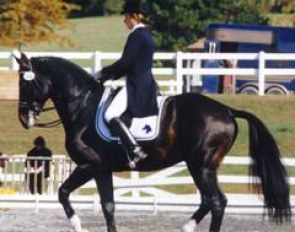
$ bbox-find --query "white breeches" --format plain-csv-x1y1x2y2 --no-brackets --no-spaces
105,87,127,123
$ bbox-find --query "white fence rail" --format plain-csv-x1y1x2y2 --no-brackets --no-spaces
0,155,294,213
1,51,295,95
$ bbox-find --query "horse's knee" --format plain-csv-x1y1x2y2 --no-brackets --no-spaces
59,187,75,219
58,187,70,203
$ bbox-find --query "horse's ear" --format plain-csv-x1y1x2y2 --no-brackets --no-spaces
11,49,22,65
21,52,30,63
12,50,30,69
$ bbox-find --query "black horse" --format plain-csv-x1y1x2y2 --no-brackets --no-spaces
14,52,290,232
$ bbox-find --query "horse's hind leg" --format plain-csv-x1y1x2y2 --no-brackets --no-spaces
59,164,94,232
200,169,227,232
183,152,227,232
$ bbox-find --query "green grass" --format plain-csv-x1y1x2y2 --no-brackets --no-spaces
213,95,295,157
0,96,294,156
1,96,294,195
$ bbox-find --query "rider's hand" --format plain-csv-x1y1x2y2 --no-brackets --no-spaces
93,70,104,84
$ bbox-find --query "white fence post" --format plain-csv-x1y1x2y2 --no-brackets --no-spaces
176,51,183,94
93,51,102,74
258,51,265,96
130,171,140,198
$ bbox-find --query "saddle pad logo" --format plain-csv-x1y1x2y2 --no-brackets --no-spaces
142,124,152,134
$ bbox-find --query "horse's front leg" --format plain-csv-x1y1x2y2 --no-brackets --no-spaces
65,131,102,167
94,170,117,232
58,164,94,232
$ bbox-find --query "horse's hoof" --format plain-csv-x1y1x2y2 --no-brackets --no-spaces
70,214,87,232
182,219,196,232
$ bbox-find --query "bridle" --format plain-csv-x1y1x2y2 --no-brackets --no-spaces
19,65,62,128
18,57,95,128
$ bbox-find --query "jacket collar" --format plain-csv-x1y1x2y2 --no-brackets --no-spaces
131,23,146,33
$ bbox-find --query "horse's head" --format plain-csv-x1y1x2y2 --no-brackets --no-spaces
13,51,103,129
13,51,51,129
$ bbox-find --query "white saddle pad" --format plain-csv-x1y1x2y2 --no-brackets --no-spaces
95,88,167,142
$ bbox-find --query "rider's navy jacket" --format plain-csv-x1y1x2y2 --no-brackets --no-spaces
101,26,158,118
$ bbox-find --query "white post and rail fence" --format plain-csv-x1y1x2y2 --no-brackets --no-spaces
0,51,295,212
0,155,294,213
1,51,295,99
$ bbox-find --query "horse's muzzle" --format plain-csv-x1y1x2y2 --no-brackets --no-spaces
19,109,38,129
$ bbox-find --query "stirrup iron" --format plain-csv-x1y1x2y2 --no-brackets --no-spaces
127,146,147,169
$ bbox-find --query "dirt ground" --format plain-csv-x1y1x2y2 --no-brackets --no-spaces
0,209,294,232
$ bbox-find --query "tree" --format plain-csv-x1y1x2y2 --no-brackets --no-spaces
65,0,123,16
65,0,105,16
147,0,267,51
264,0,295,26
104,0,124,15
0,0,79,48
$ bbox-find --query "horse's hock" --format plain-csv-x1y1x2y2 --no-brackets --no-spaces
0,71,18,100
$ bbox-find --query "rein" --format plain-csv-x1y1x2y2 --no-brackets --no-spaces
45,88,91,128
35,104,62,128
39,88,92,128
21,88,92,129
18,100,62,128
36,119,62,128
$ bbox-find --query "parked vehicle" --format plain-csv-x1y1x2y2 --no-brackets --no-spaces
202,23,295,94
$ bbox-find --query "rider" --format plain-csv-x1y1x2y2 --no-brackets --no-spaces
94,0,158,169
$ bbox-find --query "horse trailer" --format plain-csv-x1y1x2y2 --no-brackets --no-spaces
202,23,295,95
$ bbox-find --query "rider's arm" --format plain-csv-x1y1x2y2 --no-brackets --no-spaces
100,31,142,81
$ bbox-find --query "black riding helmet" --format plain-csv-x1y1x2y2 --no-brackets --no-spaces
122,0,150,16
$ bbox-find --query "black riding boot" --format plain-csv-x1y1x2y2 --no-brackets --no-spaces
109,117,147,169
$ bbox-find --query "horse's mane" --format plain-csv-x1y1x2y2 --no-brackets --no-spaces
31,56,97,85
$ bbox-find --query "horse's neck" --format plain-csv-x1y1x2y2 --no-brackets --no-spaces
52,83,103,129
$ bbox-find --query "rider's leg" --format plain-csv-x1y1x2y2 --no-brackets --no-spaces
109,117,147,168
105,87,127,122
105,87,147,168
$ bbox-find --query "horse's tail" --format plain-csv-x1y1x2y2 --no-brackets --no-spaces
232,109,291,222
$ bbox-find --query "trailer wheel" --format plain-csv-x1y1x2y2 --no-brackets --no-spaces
266,85,289,95
239,85,259,95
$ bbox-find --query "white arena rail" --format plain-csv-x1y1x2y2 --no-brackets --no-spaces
0,155,294,213
1,51,295,95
